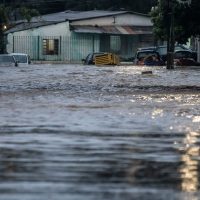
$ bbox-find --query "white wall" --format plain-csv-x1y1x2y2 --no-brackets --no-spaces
6,21,70,54
11,21,70,36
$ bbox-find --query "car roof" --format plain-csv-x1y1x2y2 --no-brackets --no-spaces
137,47,156,50
10,53,29,56
0,54,14,57
156,45,192,50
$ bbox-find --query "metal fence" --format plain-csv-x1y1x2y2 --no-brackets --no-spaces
8,34,154,62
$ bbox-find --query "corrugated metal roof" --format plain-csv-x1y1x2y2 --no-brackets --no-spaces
30,10,148,22
5,21,59,34
5,10,151,34
71,25,152,35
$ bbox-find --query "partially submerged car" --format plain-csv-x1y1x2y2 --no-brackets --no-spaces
10,53,31,66
138,44,197,62
156,45,197,62
0,54,18,67
174,50,199,66
134,50,164,66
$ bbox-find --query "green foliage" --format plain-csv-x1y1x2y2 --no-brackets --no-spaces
0,0,158,15
151,5,166,41
0,3,40,53
0,4,10,24
63,0,157,13
14,0,156,14
19,7,39,22
0,4,11,53
151,0,200,43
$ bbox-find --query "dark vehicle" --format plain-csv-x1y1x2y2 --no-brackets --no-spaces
0,54,18,67
174,50,194,59
156,45,197,62
82,52,108,65
138,44,197,62
174,50,199,66
134,50,164,66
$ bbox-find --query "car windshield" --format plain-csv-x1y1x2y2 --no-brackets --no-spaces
0,55,15,63
12,55,27,63
157,46,188,55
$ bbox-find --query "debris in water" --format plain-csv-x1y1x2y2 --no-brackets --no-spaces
141,70,153,75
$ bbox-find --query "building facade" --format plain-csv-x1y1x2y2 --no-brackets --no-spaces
5,10,154,62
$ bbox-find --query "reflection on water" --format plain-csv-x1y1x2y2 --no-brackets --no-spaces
0,64,200,200
179,131,200,193
0,130,200,200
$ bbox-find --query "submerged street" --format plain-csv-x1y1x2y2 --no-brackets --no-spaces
0,64,200,200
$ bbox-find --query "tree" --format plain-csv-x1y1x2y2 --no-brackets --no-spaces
0,4,10,53
0,0,158,15
19,7,39,22
3,0,156,14
0,3,39,53
151,0,200,44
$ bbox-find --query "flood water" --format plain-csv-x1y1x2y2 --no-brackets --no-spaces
0,64,200,200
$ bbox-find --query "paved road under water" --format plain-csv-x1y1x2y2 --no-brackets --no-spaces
0,64,200,200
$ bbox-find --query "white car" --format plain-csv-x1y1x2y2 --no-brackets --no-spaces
10,53,31,66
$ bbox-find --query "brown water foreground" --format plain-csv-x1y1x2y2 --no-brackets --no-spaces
0,64,200,200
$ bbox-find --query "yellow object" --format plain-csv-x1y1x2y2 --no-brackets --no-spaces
94,53,120,65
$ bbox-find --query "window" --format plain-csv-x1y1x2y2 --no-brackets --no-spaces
43,39,59,55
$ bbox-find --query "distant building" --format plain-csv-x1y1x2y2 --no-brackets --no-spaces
5,10,154,62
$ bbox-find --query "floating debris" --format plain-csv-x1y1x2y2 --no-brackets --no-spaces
141,70,153,75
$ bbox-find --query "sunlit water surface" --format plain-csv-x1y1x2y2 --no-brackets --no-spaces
0,64,200,200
